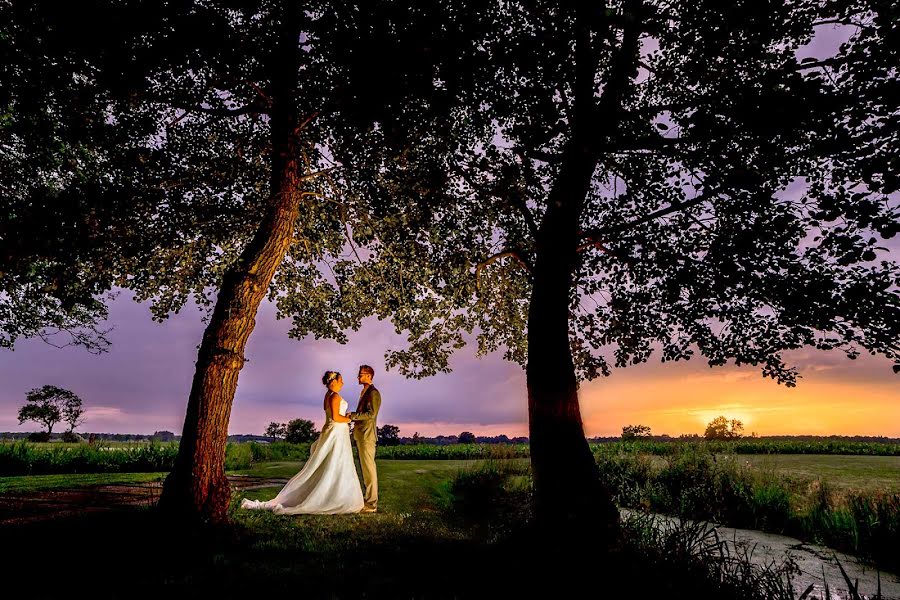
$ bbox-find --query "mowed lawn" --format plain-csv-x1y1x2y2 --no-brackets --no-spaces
0,459,498,513
232,459,501,514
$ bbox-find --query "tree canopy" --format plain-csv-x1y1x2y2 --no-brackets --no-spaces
333,0,900,384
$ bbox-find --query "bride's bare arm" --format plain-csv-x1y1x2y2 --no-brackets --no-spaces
329,394,352,423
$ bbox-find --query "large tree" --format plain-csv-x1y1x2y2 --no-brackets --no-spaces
0,1,440,524
326,0,900,534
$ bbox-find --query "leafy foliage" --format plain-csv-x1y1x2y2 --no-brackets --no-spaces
329,0,900,384
0,1,410,350
264,422,286,441
284,418,317,444
377,424,401,446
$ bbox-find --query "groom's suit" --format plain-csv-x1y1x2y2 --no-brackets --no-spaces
350,384,381,510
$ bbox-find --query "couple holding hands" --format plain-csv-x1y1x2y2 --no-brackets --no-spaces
241,365,381,514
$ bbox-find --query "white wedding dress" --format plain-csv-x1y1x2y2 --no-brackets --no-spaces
240,395,365,515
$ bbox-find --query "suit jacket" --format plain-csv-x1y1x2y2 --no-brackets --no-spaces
351,385,381,446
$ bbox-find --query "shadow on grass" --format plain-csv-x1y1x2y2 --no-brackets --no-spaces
0,501,781,600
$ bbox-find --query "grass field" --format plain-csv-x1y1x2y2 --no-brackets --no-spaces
597,446,900,572
233,459,487,515
741,454,900,492
640,454,900,493
0,471,166,494
0,457,827,600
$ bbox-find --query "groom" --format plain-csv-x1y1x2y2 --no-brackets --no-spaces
348,364,381,513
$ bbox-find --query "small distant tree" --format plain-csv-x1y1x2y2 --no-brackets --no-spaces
704,416,744,441
18,385,83,436
377,424,401,446
265,422,286,441
410,432,424,445
61,395,85,433
284,419,317,444
457,431,477,444
151,431,176,442
621,425,652,442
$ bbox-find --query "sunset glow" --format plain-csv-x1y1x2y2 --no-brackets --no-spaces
578,353,900,438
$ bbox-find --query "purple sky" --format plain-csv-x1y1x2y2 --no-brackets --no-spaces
1,282,897,438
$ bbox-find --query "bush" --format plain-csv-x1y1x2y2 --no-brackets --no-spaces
443,460,849,600
594,445,900,573
444,460,532,541
27,432,50,442
284,419,317,444
61,431,84,443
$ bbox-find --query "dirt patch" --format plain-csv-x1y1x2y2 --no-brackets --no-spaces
0,475,289,526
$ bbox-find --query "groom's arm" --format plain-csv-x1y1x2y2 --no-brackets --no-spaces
352,390,381,421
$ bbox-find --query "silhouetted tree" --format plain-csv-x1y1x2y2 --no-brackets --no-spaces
458,431,477,444
704,416,744,441
284,419,317,444
622,425,652,441
17,385,81,436
377,424,401,446
265,422,287,441
334,0,900,535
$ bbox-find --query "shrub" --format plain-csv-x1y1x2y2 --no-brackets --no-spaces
61,431,84,443
594,445,900,573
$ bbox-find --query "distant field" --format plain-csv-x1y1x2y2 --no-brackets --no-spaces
741,454,900,492
604,439,900,456
3,453,894,497
633,453,900,492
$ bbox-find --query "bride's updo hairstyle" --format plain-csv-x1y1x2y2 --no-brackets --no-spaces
322,370,341,387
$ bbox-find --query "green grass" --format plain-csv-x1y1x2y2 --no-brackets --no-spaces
0,457,829,599
233,459,506,515
0,471,167,493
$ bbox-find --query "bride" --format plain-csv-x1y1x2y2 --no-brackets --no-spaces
240,371,365,515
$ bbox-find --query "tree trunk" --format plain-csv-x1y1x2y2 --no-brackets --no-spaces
158,10,302,525
526,145,620,538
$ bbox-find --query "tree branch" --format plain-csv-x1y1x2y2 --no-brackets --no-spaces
590,0,644,148
475,249,533,290
297,167,337,182
582,191,715,238
576,238,637,267
812,18,874,30
169,101,266,117
609,135,684,152
793,57,846,71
